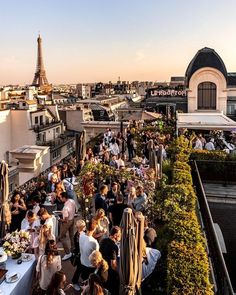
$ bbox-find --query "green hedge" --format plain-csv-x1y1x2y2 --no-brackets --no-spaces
167,241,213,295
172,169,193,185
190,149,227,161
168,136,192,162
160,184,196,221
173,161,191,172
191,149,236,162
168,211,204,246
164,136,213,294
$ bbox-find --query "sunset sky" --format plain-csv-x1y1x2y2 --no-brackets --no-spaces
1,0,236,85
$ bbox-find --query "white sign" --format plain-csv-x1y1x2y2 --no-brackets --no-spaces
149,89,186,97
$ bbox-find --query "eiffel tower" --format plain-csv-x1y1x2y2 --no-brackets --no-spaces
32,34,49,87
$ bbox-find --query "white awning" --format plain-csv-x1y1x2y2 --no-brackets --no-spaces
177,111,236,131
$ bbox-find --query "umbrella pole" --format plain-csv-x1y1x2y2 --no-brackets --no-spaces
135,212,144,294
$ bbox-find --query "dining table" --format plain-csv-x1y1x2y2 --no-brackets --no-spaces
0,254,36,295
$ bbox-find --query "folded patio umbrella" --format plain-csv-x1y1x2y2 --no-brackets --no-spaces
149,149,158,177
119,208,144,295
0,161,10,239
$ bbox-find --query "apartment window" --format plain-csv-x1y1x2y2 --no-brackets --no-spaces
35,116,39,125
67,141,74,153
198,82,216,110
43,132,46,142
40,115,43,125
9,183,14,193
227,102,236,115
56,127,60,134
52,149,61,161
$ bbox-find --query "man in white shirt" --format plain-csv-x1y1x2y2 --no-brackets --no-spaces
205,138,215,151
79,218,99,280
59,192,76,261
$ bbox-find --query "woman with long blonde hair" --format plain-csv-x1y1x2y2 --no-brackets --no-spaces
33,224,55,257
93,209,109,242
89,250,109,286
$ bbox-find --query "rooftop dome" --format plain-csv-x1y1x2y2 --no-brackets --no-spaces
185,47,227,86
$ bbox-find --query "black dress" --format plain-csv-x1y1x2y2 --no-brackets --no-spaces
10,203,26,232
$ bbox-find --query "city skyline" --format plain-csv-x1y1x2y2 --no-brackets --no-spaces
1,0,236,85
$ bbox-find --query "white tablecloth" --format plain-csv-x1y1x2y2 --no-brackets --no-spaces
0,256,36,295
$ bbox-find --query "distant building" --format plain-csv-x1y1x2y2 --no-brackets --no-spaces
25,86,37,100
144,80,187,115
144,47,236,120
89,104,114,121
0,104,75,166
18,99,38,110
185,47,235,117
59,105,93,132
0,87,11,110
76,84,92,99
93,81,136,97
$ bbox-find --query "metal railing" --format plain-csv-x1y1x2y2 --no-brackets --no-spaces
192,161,234,295
33,120,62,132
195,160,236,185
36,135,74,149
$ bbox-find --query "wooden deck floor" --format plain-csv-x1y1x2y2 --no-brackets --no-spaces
203,183,236,200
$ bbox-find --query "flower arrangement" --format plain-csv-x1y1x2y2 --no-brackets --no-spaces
131,156,143,166
3,230,31,257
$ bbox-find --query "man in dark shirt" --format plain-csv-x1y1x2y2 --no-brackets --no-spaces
107,182,119,205
95,184,108,214
109,155,118,169
108,194,127,226
100,226,121,295
126,130,134,161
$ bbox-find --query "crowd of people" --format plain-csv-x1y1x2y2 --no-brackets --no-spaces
5,123,165,295
192,132,236,152
193,134,215,151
